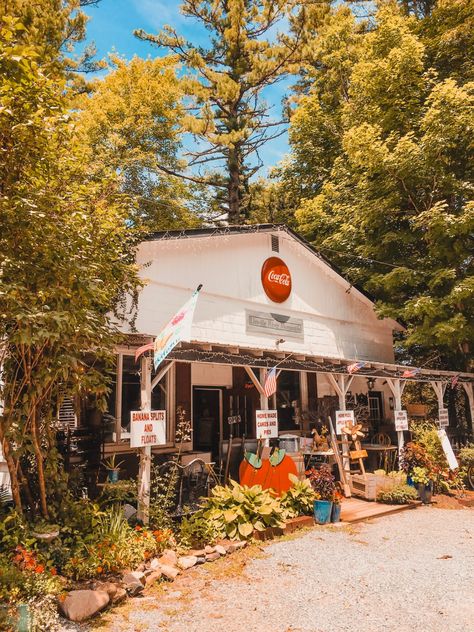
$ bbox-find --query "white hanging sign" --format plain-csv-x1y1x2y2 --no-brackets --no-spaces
437,429,458,470
130,410,166,448
438,408,449,428
256,410,278,439
336,410,355,435
394,410,409,431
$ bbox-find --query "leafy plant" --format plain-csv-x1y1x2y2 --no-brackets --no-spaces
307,465,336,502
459,445,474,467
400,442,431,475
280,474,315,518
101,455,125,471
179,514,219,548
377,484,419,505
192,480,286,541
99,479,137,508
411,466,432,486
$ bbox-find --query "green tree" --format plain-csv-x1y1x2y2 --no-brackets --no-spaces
136,0,302,224
75,55,200,230
0,17,140,516
292,2,473,369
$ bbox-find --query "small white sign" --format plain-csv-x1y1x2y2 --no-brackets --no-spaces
256,410,278,439
438,408,449,428
394,410,409,431
130,410,166,448
336,410,355,435
437,429,458,470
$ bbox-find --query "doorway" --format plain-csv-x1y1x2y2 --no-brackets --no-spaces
193,387,222,461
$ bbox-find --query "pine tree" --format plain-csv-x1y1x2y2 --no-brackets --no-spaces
136,0,302,224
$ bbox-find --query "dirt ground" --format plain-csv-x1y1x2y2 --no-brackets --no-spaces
75,504,474,632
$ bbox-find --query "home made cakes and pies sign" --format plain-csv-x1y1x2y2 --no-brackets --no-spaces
261,257,292,303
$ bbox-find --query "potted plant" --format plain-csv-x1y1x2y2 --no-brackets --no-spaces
101,454,125,483
331,487,343,523
400,442,431,486
308,465,336,524
411,466,433,504
31,520,60,542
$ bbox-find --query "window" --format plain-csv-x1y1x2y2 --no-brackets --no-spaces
105,352,170,444
276,370,301,432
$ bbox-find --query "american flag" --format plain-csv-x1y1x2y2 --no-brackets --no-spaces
451,374,460,388
402,368,420,378
263,367,277,398
347,361,366,374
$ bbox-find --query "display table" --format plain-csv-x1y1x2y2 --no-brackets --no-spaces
302,450,335,470
361,444,398,471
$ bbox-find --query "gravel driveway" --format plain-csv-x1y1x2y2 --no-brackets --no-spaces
85,507,474,632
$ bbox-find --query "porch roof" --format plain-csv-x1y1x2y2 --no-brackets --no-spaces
159,341,474,385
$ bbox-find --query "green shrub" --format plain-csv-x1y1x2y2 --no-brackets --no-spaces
179,513,219,548
280,475,315,518
191,480,286,541
459,445,474,467
377,484,419,504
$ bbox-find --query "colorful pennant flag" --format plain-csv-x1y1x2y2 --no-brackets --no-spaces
401,368,421,378
347,361,366,374
263,367,277,398
153,285,202,370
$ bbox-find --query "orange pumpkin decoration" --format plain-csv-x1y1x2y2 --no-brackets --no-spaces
239,449,297,495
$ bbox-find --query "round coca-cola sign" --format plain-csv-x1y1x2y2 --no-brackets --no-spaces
261,257,292,303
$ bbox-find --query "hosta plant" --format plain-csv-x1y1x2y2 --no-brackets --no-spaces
193,480,286,541
280,475,316,518
377,485,419,505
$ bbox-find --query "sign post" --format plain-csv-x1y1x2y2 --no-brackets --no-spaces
394,410,409,431
137,356,152,524
438,408,449,428
335,410,355,435
256,410,278,439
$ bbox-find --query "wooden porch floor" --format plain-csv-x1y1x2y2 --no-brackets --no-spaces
340,497,421,524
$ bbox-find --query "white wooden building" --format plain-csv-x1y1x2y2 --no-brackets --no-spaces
103,224,474,468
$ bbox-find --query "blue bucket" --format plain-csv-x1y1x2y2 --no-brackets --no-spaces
313,500,333,525
331,503,341,523
107,469,119,483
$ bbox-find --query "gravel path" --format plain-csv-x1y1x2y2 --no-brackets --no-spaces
82,507,474,632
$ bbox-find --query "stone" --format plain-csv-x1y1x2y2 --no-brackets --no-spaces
122,571,146,586
91,581,118,599
227,540,247,553
205,551,220,562
194,556,207,564
149,558,161,570
204,545,215,554
145,570,162,587
159,549,177,566
177,555,198,570
112,588,127,604
214,544,227,556
59,590,110,623
188,548,206,557
159,564,180,580
123,503,137,520
122,571,146,596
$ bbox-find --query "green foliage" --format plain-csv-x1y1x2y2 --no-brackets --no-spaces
192,480,286,541
459,444,474,466
280,474,316,518
179,513,219,549
411,466,432,485
377,484,419,504
291,1,474,368
400,441,431,474
75,55,200,230
0,15,141,517
99,479,137,508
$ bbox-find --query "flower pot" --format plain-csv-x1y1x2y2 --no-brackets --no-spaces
415,482,433,504
406,475,415,487
107,468,119,483
331,503,341,523
313,500,333,525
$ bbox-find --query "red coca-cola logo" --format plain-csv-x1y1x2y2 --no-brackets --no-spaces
261,257,292,303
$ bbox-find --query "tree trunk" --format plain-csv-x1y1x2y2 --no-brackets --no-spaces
227,145,241,224
0,426,22,514
30,405,49,519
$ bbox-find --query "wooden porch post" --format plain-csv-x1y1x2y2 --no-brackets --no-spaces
327,373,354,475
461,382,474,434
430,380,447,415
137,355,152,524
386,378,406,461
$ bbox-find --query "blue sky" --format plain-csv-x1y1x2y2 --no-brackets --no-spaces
81,0,290,176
